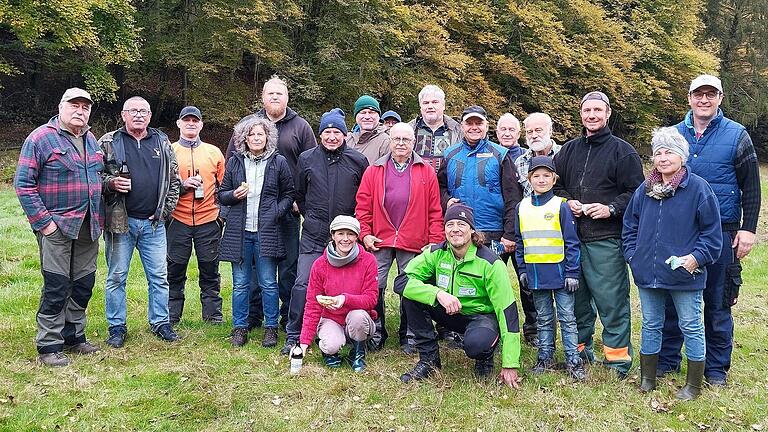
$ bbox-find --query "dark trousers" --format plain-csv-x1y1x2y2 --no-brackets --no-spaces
659,229,739,380
285,251,323,342
35,219,99,353
248,213,300,328
403,297,500,361
166,219,223,323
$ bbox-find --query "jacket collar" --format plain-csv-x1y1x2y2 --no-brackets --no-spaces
256,106,298,124
531,189,555,206
582,125,613,146
683,108,723,136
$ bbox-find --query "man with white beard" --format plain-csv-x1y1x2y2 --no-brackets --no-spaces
515,113,562,198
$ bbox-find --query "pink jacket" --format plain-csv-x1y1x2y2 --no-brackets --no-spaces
299,244,379,345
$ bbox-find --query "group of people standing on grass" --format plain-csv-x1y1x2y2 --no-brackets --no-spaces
15,74,759,400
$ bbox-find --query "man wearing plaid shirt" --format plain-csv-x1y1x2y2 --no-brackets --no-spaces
515,113,562,198
14,88,104,367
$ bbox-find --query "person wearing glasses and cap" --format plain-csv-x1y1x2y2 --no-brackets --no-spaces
655,74,761,387
552,91,644,377
380,110,401,132
15,88,104,366
99,96,182,348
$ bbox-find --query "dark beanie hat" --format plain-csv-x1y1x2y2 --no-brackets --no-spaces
444,204,475,230
353,95,381,116
319,108,348,135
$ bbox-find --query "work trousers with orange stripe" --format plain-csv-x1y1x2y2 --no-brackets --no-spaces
573,238,633,375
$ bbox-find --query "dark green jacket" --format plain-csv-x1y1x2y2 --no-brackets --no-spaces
396,242,521,368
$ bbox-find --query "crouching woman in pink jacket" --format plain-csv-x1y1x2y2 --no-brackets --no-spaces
299,215,379,372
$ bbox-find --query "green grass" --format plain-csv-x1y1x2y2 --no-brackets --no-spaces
1,182,767,432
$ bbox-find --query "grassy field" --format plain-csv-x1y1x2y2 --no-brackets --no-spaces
1,176,767,431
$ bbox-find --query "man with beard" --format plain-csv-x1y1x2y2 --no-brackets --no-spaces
408,84,463,172
15,88,104,366
226,76,317,331
346,95,390,164
553,92,644,377
515,113,562,198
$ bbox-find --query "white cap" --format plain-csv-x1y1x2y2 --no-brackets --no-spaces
60,87,93,104
329,215,360,235
689,74,722,93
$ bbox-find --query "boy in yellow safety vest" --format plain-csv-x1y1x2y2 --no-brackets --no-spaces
514,156,586,380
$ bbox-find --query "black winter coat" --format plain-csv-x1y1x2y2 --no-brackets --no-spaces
296,143,369,253
219,152,295,261
553,126,644,243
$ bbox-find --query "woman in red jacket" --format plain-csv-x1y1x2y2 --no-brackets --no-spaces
355,122,444,353
299,216,378,372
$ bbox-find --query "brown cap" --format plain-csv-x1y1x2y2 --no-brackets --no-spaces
60,88,93,104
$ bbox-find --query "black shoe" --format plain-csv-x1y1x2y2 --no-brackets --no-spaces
262,328,279,348
153,323,180,342
231,328,248,347
400,338,416,355
203,318,224,326
474,356,495,378
523,332,538,347
566,361,588,381
323,352,343,368
280,339,297,355
106,325,127,348
400,356,441,383
639,353,658,392
532,358,555,374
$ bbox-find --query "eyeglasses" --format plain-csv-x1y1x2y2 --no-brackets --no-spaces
123,108,151,117
391,137,413,144
690,91,721,101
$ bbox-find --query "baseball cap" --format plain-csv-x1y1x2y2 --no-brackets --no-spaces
580,91,611,108
329,215,360,235
60,88,93,104
461,105,487,122
689,74,723,93
528,156,556,175
179,106,202,120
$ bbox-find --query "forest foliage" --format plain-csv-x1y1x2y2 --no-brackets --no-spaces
0,0,766,152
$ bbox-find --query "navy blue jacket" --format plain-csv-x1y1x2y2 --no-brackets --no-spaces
219,152,295,261
622,170,722,291
514,190,580,290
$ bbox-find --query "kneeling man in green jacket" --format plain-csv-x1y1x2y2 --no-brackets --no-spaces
395,204,522,388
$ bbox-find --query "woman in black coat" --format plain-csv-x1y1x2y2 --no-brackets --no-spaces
219,116,294,348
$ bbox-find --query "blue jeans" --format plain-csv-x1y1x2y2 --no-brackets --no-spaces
232,231,279,329
104,217,170,328
638,288,705,361
533,288,579,365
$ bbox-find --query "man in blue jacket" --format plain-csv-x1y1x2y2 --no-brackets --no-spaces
658,74,761,386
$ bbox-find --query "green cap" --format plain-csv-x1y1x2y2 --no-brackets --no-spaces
353,95,380,116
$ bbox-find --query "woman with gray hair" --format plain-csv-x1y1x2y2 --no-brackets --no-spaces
219,117,295,348
622,126,722,400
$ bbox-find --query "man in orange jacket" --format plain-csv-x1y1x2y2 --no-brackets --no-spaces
167,106,226,324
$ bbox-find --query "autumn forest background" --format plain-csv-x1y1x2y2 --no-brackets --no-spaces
0,0,766,156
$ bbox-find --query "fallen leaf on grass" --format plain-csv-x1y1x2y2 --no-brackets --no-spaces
272,396,282,406
650,399,670,413
752,424,763,430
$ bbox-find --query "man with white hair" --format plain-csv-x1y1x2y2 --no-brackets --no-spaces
515,113,562,198
496,113,525,162
657,74,761,386
408,84,463,171
15,88,104,366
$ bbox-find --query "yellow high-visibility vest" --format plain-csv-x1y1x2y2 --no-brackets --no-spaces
519,196,565,263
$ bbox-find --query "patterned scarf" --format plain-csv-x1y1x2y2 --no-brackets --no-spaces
245,147,275,162
645,166,687,200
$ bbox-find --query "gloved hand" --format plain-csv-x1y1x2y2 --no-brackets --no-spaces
519,273,528,290
565,277,579,293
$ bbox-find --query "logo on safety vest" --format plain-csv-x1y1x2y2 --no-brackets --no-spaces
544,212,555,221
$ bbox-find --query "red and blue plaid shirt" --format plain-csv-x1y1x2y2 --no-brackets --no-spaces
14,116,104,240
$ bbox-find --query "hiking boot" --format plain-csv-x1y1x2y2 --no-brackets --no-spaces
280,339,296,355
524,332,538,347
348,341,367,372
474,356,495,378
106,325,127,348
400,338,416,355
153,323,180,342
532,358,555,374
64,341,100,355
400,356,441,383
231,328,248,347
323,352,343,368
262,328,279,348
639,353,658,392
38,352,70,367
676,360,705,401
566,360,588,381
